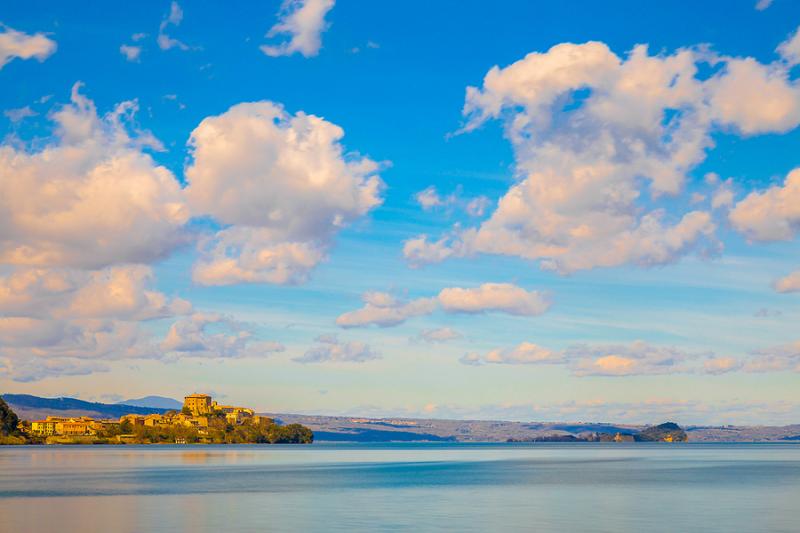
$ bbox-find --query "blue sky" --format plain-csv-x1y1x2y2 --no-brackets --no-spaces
1,0,799,425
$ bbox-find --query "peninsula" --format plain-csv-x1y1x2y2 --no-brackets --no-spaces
0,393,313,445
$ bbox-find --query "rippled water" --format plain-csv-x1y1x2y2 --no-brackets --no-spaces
1,443,799,532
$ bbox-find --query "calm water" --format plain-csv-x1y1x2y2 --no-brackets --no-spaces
1,443,799,532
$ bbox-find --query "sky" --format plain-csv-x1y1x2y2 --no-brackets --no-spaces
1,0,799,426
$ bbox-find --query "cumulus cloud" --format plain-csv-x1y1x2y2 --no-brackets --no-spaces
778,25,800,66
711,179,734,210
160,313,284,359
414,185,491,218
336,292,437,328
0,85,200,381
438,283,551,316
192,228,326,286
461,340,732,376
440,331,800,378
465,196,491,217
0,266,191,321
0,357,110,383
462,342,562,366
703,356,743,375
4,106,37,123
730,167,800,242
120,44,142,62
157,1,189,51
405,36,800,273
708,56,800,135
293,334,379,363
0,23,56,69
755,0,773,10
0,83,188,269
337,283,550,327
415,186,449,210
0,265,193,381
417,327,462,343
261,0,335,58
745,341,800,373
403,233,465,268
185,101,383,285
566,342,702,376
773,270,800,293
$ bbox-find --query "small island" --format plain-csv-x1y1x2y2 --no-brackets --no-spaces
1,393,313,445
507,422,688,443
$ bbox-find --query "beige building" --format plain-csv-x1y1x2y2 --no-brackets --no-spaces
120,414,145,427
184,394,213,415
31,417,64,436
31,416,101,437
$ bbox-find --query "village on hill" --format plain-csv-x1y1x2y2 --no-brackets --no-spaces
8,393,313,445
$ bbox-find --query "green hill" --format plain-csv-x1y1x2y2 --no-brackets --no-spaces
635,422,688,442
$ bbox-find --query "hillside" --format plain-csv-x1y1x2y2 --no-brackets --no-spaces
2,394,168,421
3,394,799,442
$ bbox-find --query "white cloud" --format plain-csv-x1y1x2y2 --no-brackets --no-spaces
708,57,800,135
403,234,463,268
0,23,56,69
415,186,447,210
405,37,800,274
704,356,743,375
711,179,734,210
336,292,437,328
730,167,800,241
414,185,491,218
160,313,284,359
566,342,699,376
0,357,109,383
463,342,562,365
120,44,142,62
337,283,550,327
157,1,189,51
437,283,551,316
4,106,37,123
0,265,192,381
185,101,383,285
755,0,773,10
745,341,800,372
773,270,800,293
0,316,157,383
418,327,462,343
192,228,326,286
778,25,800,66
0,83,188,269
0,266,191,321
261,0,335,58
465,196,491,217
461,340,731,377
293,334,379,363
462,338,800,377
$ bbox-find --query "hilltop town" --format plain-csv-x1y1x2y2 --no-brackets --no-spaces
1,394,313,445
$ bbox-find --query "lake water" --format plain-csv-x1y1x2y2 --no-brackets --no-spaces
1,443,799,532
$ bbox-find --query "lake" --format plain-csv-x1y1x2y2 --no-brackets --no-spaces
1,443,798,532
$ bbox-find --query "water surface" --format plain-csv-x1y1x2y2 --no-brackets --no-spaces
1,443,798,532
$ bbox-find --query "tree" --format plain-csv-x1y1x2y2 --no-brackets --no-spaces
181,406,192,415
0,396,20,436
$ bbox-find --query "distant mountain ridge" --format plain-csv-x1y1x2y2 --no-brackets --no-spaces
119,396,183,410
2,394,167,420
